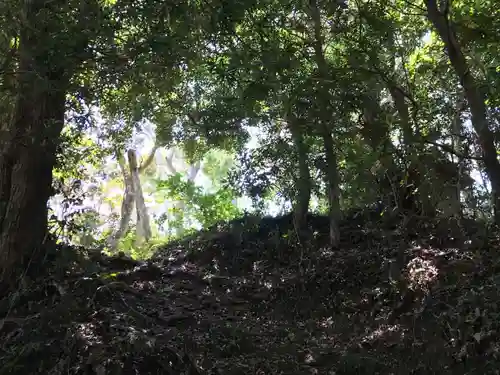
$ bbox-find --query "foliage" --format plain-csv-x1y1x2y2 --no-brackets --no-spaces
8,0,497,239
2,0,500,370
156,173,242,232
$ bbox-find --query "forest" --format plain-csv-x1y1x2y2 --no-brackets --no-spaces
0,0,499,373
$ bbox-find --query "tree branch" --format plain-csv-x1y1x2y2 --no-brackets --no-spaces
138,144,158,173
164,148,177,174
421,138,483,161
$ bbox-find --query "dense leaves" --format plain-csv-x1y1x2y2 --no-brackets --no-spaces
1,0,500,373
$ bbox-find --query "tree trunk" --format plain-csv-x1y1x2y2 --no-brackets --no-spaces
0,1,70,288
128,149,152,244
287,110,311,231
425,0,500,223
108,151,135,250
309,0,341,247
360,90,401,208
387,84,433,215
388,85,412,146
322,132,341,247
109,146,158,250
0,42,16,130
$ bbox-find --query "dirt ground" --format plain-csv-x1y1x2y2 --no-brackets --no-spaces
1,211,499,374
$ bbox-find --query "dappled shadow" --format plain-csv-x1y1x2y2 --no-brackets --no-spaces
2,212,500,374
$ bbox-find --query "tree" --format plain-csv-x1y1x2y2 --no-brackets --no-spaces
3,0,500,289
108,145,157,250
0,0,234,287
286,108,312,231
0,0,101,287
425,0,500,223
308,0,343,246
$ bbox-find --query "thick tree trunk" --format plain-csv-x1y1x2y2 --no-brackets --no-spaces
287,111,311,231
426,0,500,223
0,18,68,287
310,0,341,247
0,89,66,286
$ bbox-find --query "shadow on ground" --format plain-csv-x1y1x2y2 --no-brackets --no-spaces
1,211,500,374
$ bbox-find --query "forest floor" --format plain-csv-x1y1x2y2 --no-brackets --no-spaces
1,211,500,374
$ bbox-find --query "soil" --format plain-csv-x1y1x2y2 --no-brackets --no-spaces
1,211,499,374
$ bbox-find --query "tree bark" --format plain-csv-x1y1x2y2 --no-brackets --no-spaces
108,151,135,250
128,149,152,244
387,84,433,215
0,40,17,130
388,85,412,146
287,110,311,231
0,1,70,288
108,146,158,250
425,0,500,223
139,145,159,175
309,0,341,247
360,89,401,208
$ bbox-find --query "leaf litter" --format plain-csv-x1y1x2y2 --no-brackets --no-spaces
1,211,500,374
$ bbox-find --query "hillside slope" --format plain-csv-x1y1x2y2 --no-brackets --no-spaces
1,212,499,374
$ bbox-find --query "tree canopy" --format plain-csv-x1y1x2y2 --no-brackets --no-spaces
1,0,500,373
0,0,498,279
